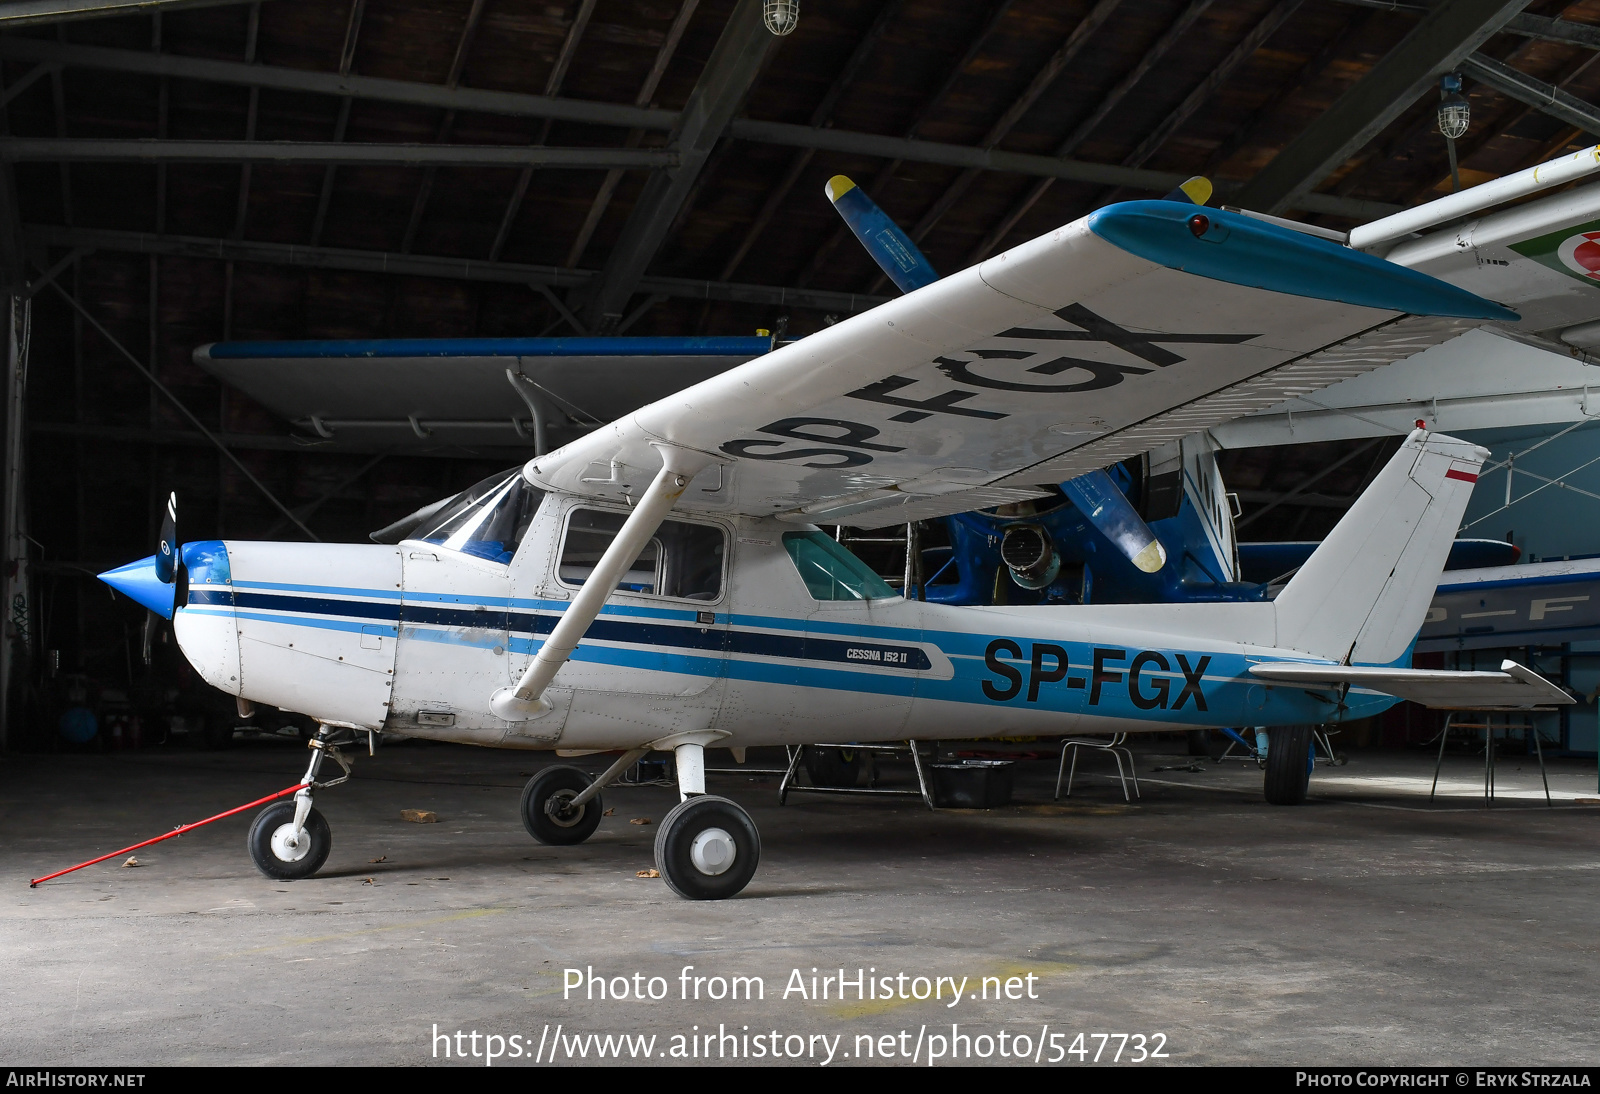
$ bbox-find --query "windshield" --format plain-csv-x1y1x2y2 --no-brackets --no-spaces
782,531,896,601
409,469,545,565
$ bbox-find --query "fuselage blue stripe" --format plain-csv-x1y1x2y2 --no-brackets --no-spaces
180,584,1392,725
198,588,931,671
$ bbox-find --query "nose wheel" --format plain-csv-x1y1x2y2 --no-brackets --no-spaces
654,795,760,900
247,800,331,879
245,724,353,880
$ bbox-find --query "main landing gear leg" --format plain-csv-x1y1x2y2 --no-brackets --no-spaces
675,739,707,800
247,723,353,880
653,734,759,901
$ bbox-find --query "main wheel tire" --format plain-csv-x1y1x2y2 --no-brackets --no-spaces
520,765,603,845
803,746,862,788
247,801,332,880
1186,729,1211,757
654,795,760,900
1263,724,1314,805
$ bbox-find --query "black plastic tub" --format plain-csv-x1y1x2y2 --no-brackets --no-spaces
930,760,1014,808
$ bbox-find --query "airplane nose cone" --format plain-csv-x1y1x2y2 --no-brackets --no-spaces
99,555,176,619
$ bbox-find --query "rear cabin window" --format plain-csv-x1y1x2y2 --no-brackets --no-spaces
411,470,545,565
782,531,896,601
558,509,725,601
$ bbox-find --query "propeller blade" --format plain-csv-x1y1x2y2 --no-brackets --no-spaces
824,175,940,294
1162,176,1213,206
154,491,178,584
1060,470,1168,574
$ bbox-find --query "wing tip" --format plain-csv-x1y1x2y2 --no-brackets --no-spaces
1087,200,1520,322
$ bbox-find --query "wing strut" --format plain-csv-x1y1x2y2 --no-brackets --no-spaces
490,447,709,722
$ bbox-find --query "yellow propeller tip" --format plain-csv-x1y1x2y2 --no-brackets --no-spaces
825,175,857,202
1132,540,1168,574
1178,176,1213,207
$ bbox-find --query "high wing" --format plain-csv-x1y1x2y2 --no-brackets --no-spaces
526,201,1514,523
1249,660,1573,710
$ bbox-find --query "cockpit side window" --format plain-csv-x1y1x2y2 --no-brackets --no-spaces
558,508,725,601
782,531,896,601
410,470,545,565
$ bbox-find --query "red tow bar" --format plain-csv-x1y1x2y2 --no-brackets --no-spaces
29,781,306,887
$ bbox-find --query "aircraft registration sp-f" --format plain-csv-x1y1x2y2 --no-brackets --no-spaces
101,201,1571,900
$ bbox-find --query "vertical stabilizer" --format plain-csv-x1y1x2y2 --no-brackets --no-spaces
1273,428,1487,665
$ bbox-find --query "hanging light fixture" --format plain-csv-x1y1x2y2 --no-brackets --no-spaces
1438,73,1470,140
763,0,799,36
1438,73,1469,193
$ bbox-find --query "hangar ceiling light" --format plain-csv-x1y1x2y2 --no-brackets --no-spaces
1439,72,1470,192
1438,73,1471,140
763,0,798,36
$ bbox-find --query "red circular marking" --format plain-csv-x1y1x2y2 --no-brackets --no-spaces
1573,236,1600,275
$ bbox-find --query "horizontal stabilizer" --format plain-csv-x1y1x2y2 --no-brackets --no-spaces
1248,660,1572,709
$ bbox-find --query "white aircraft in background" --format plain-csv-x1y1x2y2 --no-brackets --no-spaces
102,198,1571,900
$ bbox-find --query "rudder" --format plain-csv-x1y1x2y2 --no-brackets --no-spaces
1272,427,1487,665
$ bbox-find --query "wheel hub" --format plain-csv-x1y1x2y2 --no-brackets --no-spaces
689,827,736,875
544,789,584,827
269,822,312,862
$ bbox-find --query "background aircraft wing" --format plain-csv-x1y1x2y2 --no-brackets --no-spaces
192,336,770,449
1249,660,1573,709
528,201,1512,524
1418,557,1600,652
1382,178,1600,346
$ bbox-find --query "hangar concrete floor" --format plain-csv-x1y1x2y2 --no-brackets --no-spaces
3,739,1598,1067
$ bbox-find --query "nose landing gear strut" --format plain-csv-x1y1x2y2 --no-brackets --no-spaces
247,724,355,880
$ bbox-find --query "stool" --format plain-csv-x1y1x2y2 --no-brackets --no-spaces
1056,733,1140,802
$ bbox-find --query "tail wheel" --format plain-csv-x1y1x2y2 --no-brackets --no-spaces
803,746,862,788
520,765,603,845
1263,724,1314,805
247,801,331,880
654,795,760,901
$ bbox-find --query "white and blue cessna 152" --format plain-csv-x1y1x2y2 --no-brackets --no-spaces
101,199,1573,900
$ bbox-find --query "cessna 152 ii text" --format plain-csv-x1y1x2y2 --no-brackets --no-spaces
101,199,1573,899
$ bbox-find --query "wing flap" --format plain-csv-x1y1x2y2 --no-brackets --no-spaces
990,314,1481,488
1248,659,1572,709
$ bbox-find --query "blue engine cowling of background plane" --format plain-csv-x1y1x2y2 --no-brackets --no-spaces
923,462,1264,607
